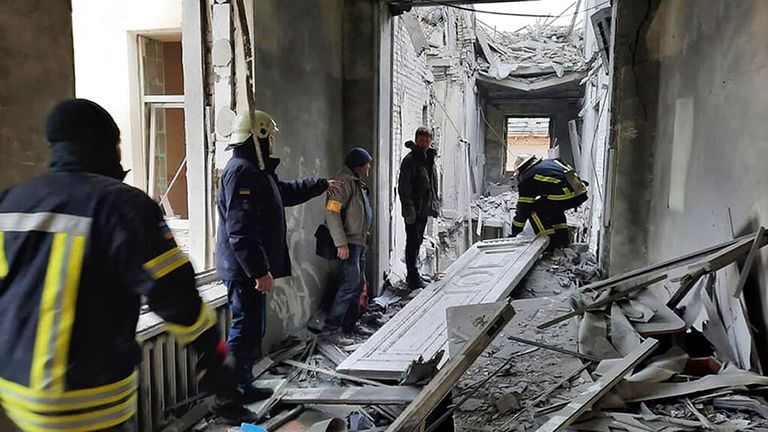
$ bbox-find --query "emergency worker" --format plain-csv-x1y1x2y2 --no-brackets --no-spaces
0,99,239,430
215,110,339,417
510,154,589,248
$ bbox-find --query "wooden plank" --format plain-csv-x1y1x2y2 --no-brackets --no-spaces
537,274,666,330
579,234,760,293
734,226,765,298
282,359,384,387
260,405,304,431
338,237,547,379
385,302,516,431
536,338,659,432
280,386,421,405
317,341,349,366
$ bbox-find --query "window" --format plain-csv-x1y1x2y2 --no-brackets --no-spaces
138,35,188,220
505,117,551,174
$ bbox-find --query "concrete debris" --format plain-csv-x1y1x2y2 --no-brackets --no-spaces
372,289,401,308
400,351,444,386
494,392,522,414
477,23,587,80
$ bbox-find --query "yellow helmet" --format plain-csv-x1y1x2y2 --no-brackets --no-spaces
229,109,279,147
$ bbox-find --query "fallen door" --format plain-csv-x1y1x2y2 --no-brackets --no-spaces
337,237,548,380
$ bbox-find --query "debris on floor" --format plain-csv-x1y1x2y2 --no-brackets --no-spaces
186,230,768,431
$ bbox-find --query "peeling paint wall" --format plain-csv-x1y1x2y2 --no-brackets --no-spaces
237,0,378,349
390,7,482,277
0,1,75,192
580,0,612,255
390,11,435,277
607,0,768,361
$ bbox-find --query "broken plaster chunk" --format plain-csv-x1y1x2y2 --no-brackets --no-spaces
494,391,522,414
459,398,485,412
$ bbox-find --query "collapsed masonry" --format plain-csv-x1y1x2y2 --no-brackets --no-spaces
187,230,768,431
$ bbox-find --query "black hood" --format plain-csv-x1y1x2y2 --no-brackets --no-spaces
233,137,280,173
50,141,127,181
46,99,127,180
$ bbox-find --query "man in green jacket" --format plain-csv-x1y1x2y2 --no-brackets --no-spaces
323,148,373,345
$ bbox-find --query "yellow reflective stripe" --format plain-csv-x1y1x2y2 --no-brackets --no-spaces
0,373,137,412
553,223,569,230
531,212,546,233
326,200,343,213
52,235,85,393
553,159,573,171
534,174,561,184
0,231,8,278
165,303,217,345
3,393,137,432
517,196,535,204
143,247,190,280
548,188,577,201
512,220,526,228
31,233,67,390
537,229,555,237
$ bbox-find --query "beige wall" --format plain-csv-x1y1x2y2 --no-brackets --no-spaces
71,0,182,188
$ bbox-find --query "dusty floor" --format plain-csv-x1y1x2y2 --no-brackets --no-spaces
452,245,600,431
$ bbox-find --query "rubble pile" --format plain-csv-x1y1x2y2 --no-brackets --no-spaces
472,191,518,237
456,230,768,431
478,23,587,80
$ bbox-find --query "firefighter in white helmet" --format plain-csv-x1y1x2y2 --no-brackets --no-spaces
214,110,339,422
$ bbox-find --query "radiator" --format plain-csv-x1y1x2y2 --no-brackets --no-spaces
136,275,229,431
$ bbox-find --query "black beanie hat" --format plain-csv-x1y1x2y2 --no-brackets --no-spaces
345,147,373,170
46,99,120,145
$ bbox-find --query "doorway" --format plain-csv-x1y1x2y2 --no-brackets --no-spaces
505,117,551,174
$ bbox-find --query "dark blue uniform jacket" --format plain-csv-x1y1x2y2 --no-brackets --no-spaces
216,144,328,281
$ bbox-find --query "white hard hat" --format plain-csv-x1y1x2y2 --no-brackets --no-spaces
228,110,279,148
511,154,540,174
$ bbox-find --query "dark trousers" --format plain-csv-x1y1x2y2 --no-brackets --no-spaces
529,194,588,246
224,279,267,390
405,216,428,282
327,244,366,331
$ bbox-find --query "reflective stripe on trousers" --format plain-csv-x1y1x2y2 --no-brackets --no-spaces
0,373,138,432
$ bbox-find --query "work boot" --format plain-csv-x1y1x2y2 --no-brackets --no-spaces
407,276,426,290
238,383,274,405
325,331,356,346
211,397,260,425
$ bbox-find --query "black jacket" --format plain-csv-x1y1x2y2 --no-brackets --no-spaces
216,144,328,281
513,158,588,227
0,142,218,429
398,141,440,219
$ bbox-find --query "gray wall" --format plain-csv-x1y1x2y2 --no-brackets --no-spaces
0,1,75,191
483,99,580,186
252,0,378,348
607,0,768,360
